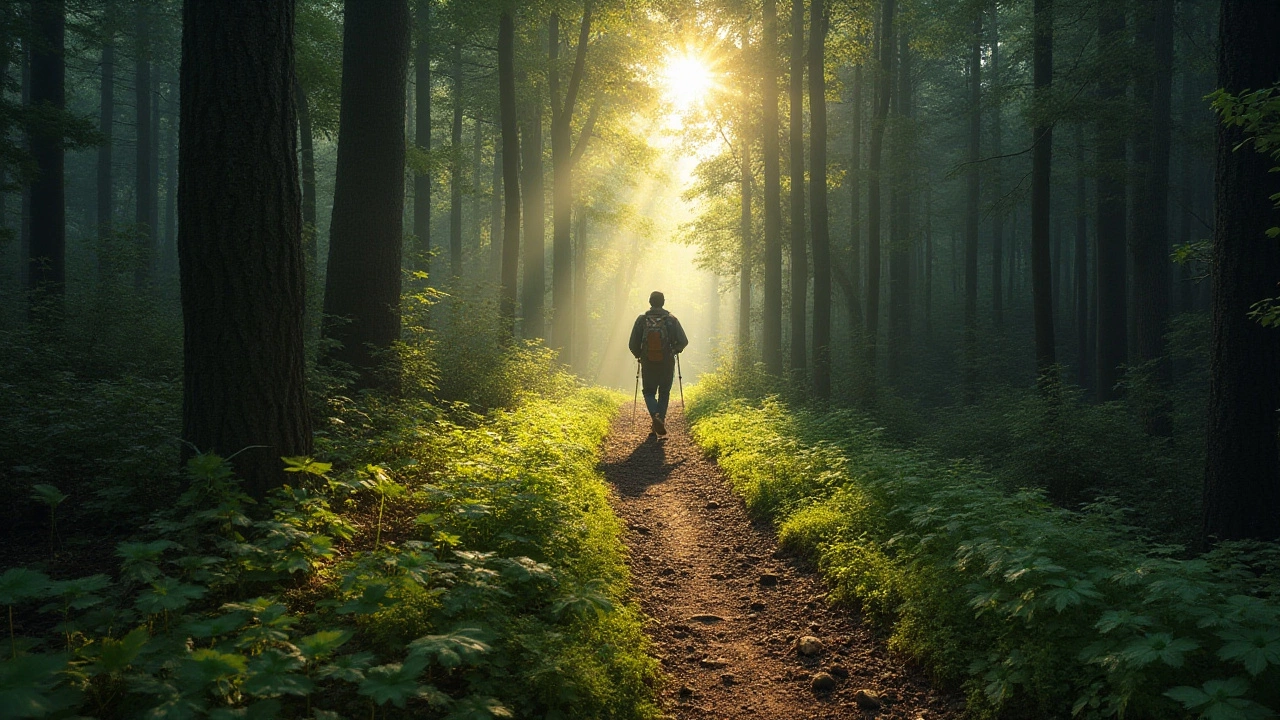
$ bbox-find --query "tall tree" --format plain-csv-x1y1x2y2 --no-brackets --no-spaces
134,1,153,289
178,0,312,498
963,13,981,400
28,0,64,303
413,0,431,275
549,6,592,355
847,64,863,338
573,206,588,371
97,9,114,275
497,10,521,333
761,0,784,375
788,0,807,380
1074,124,1091,390
865,0,895,394
322,0,411,390
1201,0,1280,542
295,74,317,269
1132,0,1175,434
739,74,753,354
521,63,546,339
1030,0,1055,376
887,27,911,384
449,40,463,279
990,5,1003,331
810,0,831,398
1094,1,1127,401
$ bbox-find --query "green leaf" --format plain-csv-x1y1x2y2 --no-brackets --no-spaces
180,649,248,687
0,568,52,606
283,457,332,477
207,699,282,720
445,695,513,719
358,656,430,708
296,629,352,662
549,579,615,621
1121,633,1200,669
184,612,249,639
1217,628,1280,677
1164,678,1274,720
1095,610,1154,634
0,654,75,719
243,649,313,698
136,577,206,615
408,628,490,668
29,484,66,508
336,583,393,615
316,652,374,683
94,627,149,673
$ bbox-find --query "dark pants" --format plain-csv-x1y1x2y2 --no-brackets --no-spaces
641,359,675,418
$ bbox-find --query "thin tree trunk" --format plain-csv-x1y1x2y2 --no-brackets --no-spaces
739,87,753,354
163,75,177,274
150,69,161,275
449,41,463,279
1178,70,1194,315
28,0,64,305
887,27,911,385
810,0,831,398
761,0,784,375
178,0,312,498
963,14,981,401
549,6,592,356
1202,0,1280,542
489,134,502,282
990,5,1004,331
1031,0,1056,379
1095,2,1128,402
574,206,588,372
20,41,29,291
1075,124,1091,390
296,74,317,273
321,0,410,390
925,188,933,338
97,33,113,279
788,0,807,381
413,0,431,275
497,11,521,334
865,0,895,396
134,3,152,289
848,64,863,336
521,72,546,338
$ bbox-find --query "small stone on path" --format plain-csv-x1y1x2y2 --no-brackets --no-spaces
689,614,725,624
705,500,721,509
854,688,882,709
796,636,824,656
759,573,780,586
700,657,731,669
811,672,837,693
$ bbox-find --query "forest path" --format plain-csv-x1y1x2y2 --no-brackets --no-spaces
601,405,959,720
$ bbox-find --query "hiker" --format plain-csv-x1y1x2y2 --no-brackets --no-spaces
628,291,689,437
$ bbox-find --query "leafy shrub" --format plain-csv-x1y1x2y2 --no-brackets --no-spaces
689,386,1280,720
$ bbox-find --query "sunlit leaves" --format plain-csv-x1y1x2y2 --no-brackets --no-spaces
135,578,205,615
408,628,490,668
295,630,352,662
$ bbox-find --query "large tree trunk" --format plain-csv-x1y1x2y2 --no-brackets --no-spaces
809,0,831,398
134,3,152,289
321,0,410,390
295,75,317,273
847,64,863,338
549,7,591,356
178,0,312,499
521,71,546,339
489,135,502,282
990,6,1004,332
28,0,64,305
163,76,177,274
413,0,431,275
1132,0,1175,434
573,206,588,372
739,86,753,355
497,10,521,334
1201,0,1280,542
1030,0,1056,378
1095,2,1127,401
887,27,911,385
449,41,463,280
963,15,981,402
761,0,784,375
865,0,895,396
788,0,806,381
97,29,113,279
1075,124,1091,390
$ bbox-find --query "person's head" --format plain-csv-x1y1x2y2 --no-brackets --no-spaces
649,291,665,308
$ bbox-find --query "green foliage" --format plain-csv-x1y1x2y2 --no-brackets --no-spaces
0,388,659,719
689,382,1280,719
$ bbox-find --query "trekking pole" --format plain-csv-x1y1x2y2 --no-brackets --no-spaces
632,359,641,423
676,354,685,415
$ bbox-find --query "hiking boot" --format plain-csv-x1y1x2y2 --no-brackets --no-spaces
654,413,667,436
651,413,661,435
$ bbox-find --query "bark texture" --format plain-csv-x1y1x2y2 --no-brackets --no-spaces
761,0,784,375
788,0,807,380
810,0,831,399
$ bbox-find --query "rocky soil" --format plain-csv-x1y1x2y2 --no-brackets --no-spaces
601,406,962,719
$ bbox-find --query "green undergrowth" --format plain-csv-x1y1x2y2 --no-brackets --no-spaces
687,376,1280,720
0,386,660,720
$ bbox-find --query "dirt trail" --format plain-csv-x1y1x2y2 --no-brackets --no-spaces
602,406,959,719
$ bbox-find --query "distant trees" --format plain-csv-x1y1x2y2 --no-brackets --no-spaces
1094,1,1127,402
177,0,311,498
788,0,806,381
864,0,894,395
809,0,830,399
521,52,546,339
27,0,64,304
322,0,411,390
413,0,431,274
760,0,783,376
1029,0,1054,377
497,9,521,334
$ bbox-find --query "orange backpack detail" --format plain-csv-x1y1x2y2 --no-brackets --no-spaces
644,315,668,362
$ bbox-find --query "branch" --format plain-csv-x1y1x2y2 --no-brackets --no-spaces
563,1,592,122
571,97,602,166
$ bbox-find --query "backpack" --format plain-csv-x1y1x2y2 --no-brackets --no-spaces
643,315,669,362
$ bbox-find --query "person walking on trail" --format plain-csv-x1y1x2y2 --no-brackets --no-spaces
629,291,689,437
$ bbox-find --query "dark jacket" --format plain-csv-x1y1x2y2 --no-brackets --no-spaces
629,308,689,362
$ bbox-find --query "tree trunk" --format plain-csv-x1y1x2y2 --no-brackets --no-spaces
1075,124,1091,390
1178,70,1194,315
739,88,753,354
178,0,312,499
134,3,152,289
413,0,431,275
574,206,588,372
865,0,895,395
497,10,521,334
848,64,863,338
788,0,807,381
1031,0,1056,378
97,32,113,279
321,0,410,390
489,135,502,282
809,0,831,398
761,0,784,375
990,6,1004,332
925,188,933,338
163,75,177,274
887,27,911,385
1201,0,1280,542
1132,0,1175,435
20,42,29,291
963,15,981,401
150,70,161,273
1095,1,1127,401
296,74,317,273
521,72,546,339
549,7,591,356
28,0,64,305
449,41,463,280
